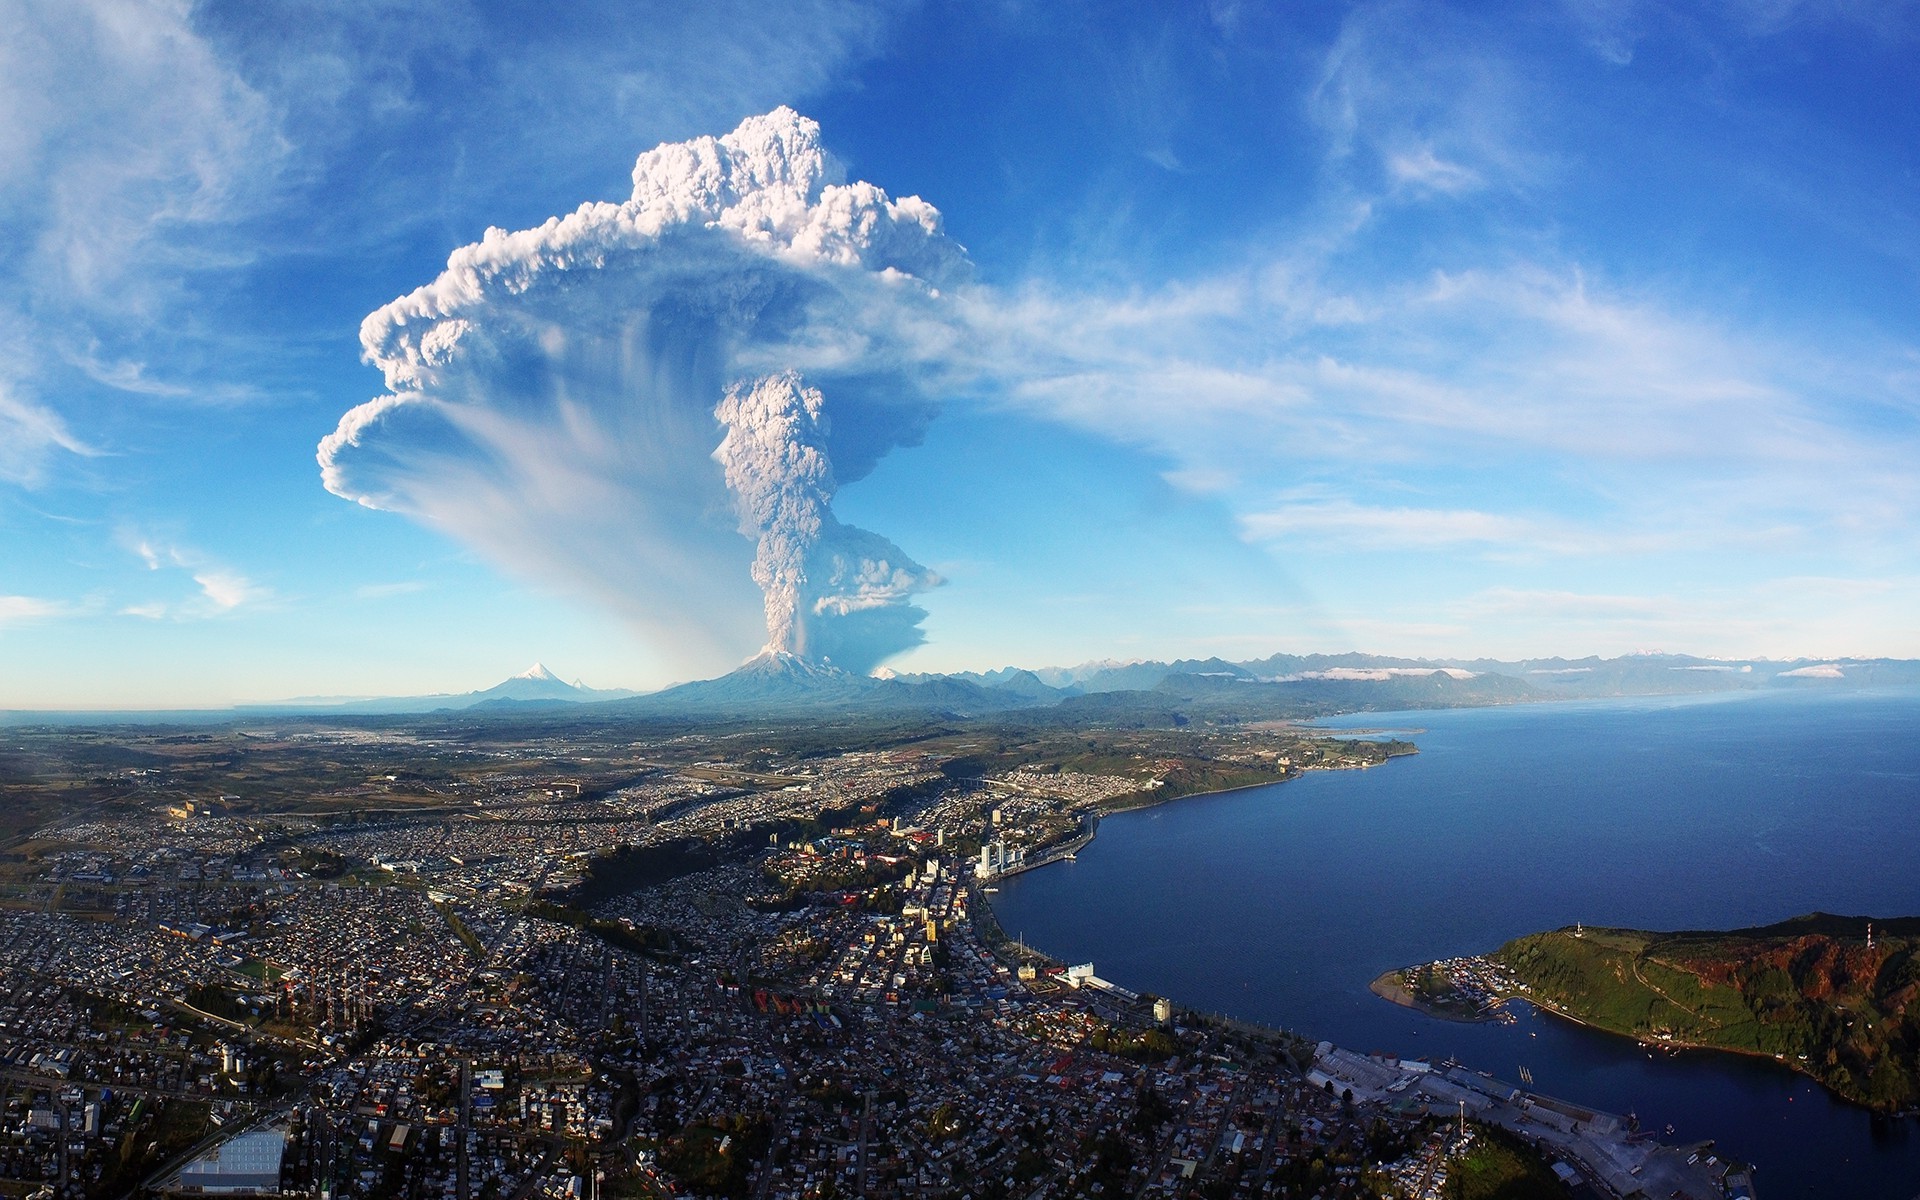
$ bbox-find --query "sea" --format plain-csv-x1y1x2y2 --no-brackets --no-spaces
987,686,1920,1198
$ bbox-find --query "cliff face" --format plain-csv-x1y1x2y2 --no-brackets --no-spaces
1495,916,1920,1110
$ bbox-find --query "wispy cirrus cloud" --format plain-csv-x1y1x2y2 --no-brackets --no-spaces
1,0,282,315
124,536,270,617
1238,497,1652,556
962,256,1920,563
1384,145,1484,196
0,0,907,497
1310,1,1549,198
0,379,94,485
353,581,428,600
0,0,285,494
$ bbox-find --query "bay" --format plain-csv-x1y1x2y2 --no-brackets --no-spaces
988,687,1920,1198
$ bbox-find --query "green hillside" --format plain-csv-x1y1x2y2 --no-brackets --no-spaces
1495,915,1920,1110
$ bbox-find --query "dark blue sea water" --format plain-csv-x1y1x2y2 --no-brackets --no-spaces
989,688,1920,1198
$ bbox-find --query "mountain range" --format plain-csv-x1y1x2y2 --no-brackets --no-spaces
204,650,1920,722
576,650,1920,724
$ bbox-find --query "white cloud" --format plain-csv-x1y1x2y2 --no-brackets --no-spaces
118,535,269,617
314,104,1920,669
191,568,265,611
0,595,68,624
1,0,905,497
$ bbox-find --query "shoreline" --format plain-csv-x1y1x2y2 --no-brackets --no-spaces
964,694,1920,1199
978,750,1413,1019
1506,993,1913,1116
1367,969,1505,1024
990,743,1864,1109
1097,751,1411,816
1366,970,1417,1010
973,799,1752,1195
985,755,1412,883
990,751,1409,890
977,736,1909,1114
978,752,1916,1118
1097,774,1286,816
1373,960,1918,1118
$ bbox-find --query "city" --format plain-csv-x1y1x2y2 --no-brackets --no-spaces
0,714,1743,1199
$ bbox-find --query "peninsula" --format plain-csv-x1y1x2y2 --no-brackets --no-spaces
1379,914,1920,1111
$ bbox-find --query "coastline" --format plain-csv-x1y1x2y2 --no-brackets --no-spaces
1097,751,1410,816
1372,961,1916,1117
1096,775,1281,817
1505,992,1907,1114
1366,969,1417,1010
992,750,1412,889
986,740,1835,1097
1367,969,1505,1024
984,753,1414,883
977,749,1415,1018
974,787,1746,1198
979,727,1909,1110
969,690,1920,1199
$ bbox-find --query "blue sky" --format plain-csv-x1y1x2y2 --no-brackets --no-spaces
3,0,1918,707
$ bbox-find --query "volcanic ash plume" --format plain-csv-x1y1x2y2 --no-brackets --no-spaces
317,107,965,675
715,371,937,669
715,372,830,655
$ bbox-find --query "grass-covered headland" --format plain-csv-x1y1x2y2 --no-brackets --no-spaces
1493,914,1920,1111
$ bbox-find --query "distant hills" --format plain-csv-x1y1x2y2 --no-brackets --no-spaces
606,651,1051,719
581,650,1920,726
978,651,1920,699
20,650,1920,724
235,663,638,715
